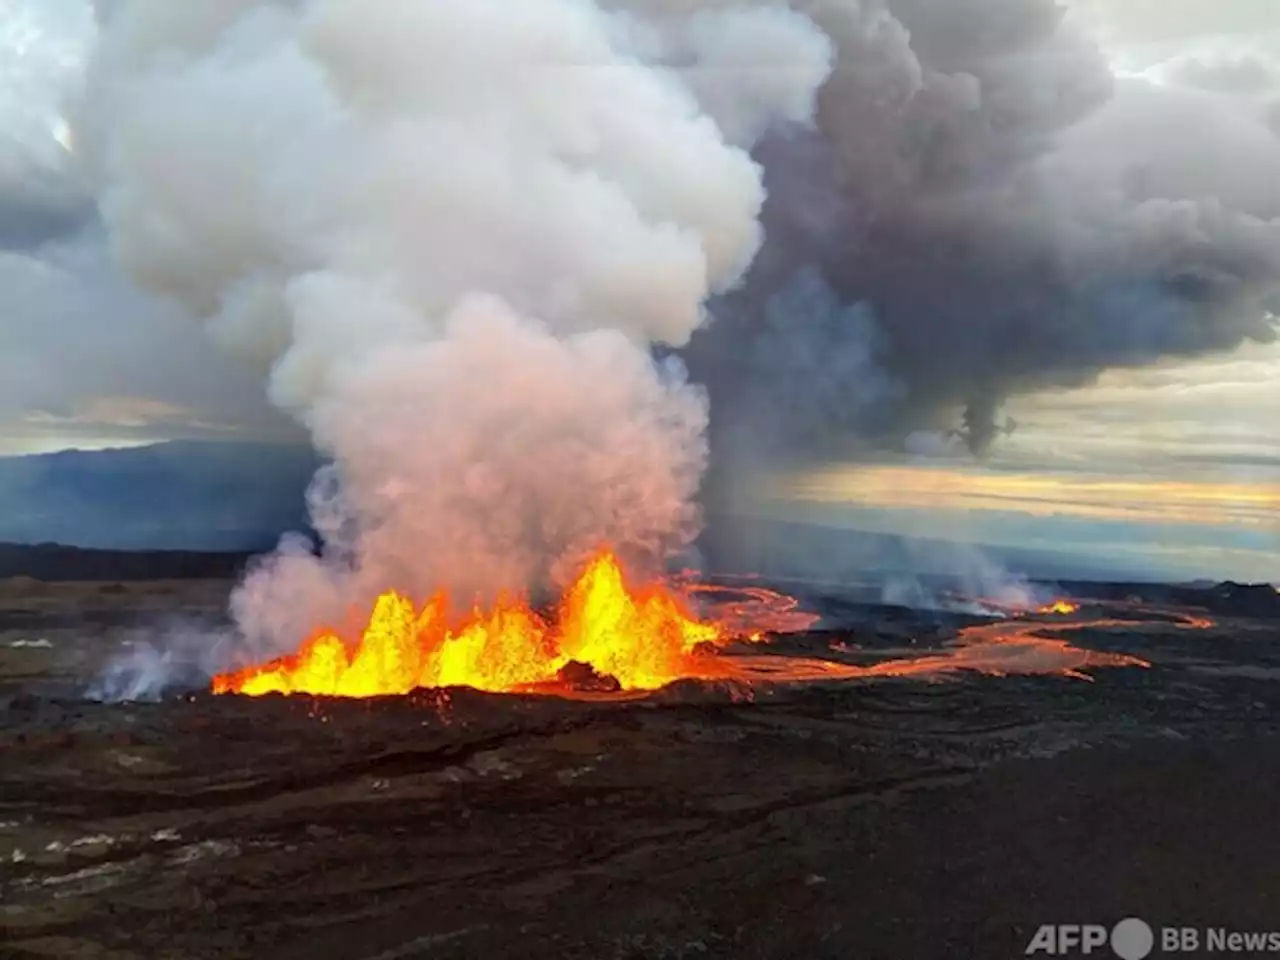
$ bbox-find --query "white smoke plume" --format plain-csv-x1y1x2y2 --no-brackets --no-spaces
87,621,238,702
77,0,832,658
880,541,1046,616
50,0,1279,679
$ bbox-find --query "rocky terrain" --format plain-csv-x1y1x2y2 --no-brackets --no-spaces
1,577,1278,959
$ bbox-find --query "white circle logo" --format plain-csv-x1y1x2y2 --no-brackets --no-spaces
1111,918,1154,960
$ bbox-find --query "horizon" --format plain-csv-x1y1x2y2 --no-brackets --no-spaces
1,439,1274,587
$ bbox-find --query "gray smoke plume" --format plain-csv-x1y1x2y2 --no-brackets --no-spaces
683,0,1280,460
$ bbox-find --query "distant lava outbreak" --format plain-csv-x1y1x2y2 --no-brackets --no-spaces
1039,600,1081,616
211,554,1205,701
949,595,1084,619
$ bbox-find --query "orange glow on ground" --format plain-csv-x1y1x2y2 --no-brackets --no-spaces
213,562,1206,701
1038,600,1081,615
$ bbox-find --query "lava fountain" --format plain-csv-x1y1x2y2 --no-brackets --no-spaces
213,555,1187,701
213,551,737,698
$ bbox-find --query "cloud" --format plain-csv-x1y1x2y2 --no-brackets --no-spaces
775,462,1280,530
1067,0,1280,45
0,1,299,452
0,232,300,450
0,0,96,248
686,0,1280,464
1156,49,1280,96
1000,340,1280,479
753,471,1279,582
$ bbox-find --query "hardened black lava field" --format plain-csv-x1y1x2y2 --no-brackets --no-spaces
2,575,1279,960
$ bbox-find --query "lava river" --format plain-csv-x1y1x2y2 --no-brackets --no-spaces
212,553,1207,699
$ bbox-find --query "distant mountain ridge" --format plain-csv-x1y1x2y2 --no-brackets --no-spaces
0,441,1256,586
0,541,256,582
0,441,318,551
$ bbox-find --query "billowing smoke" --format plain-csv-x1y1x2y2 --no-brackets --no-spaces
77,0,832,658
681,0,1280,462
59,0,1280,676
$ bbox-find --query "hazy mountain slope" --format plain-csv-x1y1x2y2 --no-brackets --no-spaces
0,441,317,551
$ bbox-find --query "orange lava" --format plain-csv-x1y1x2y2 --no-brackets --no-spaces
719,615,1160,686
1038,599,1080,615
682,582,821,639
213,560,1208,701
213,551,733,698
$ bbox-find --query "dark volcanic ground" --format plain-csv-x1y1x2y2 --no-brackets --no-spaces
1,578,1278,960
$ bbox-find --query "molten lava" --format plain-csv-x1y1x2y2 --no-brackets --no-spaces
1038,600,1080,615
212,551,731,698
213,557,1185,702
681,581,821,638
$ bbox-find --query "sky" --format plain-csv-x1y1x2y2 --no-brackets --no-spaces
751,338,1280,582
0,0,1276,582
0,0,300,454
748,0,1280,583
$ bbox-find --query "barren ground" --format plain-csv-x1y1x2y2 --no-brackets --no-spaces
1,579,1278,959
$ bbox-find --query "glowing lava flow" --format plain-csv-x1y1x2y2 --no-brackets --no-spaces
212,551,731,698
1038,600,1081,615
946,595,1082,618
719,610,1195,685
213,558,1209,700
682,582,821,639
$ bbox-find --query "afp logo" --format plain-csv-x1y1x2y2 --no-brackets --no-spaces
1026,918,1154,960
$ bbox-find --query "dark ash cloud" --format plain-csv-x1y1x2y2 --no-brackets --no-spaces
685,0,1280,463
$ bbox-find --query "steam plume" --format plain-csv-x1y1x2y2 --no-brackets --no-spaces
79,0,831,656
69,0,1280,668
